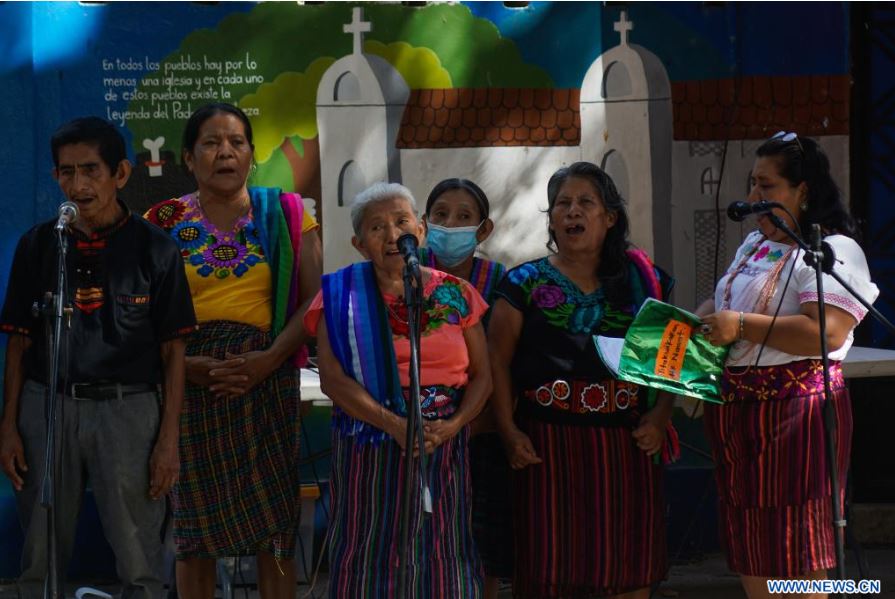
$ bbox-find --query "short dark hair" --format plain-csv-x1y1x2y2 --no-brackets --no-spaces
546,161,631,302
182,103,254,158
425,178,490,220
755,134,857,238
50,117,126,173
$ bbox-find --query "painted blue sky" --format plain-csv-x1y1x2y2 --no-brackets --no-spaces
1,2,850,86
465,1,849,87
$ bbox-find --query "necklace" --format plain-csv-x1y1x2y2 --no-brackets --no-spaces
719,240,761,310
386,301,407,324
720,235,797,313
721,235,799,377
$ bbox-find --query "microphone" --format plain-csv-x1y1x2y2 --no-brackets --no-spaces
396,233,421,272
55,201,79,231
726,200,782,222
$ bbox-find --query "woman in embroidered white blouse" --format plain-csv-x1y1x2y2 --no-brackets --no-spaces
697,132,879,599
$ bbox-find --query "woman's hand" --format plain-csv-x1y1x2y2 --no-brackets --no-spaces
207,350,279,396
423,418,461,452
385,415,438,455
699,310,741,346
185,355,247,389
185,351,279,397
499,425,542,470
700,304,857,356
385,415,411,451
632,408,670,456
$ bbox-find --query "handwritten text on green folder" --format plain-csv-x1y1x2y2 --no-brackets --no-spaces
595,298,729,403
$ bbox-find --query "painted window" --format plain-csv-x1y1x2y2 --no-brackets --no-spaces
601,150,630,202
334,71,360,102
602,61,632,98
701,167,720,196
338,160,365,207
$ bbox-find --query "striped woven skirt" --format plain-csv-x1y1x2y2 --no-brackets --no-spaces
469,432,514,578
513,414,668,598
703,359,852,577
174,320,301,559
327,425,483,598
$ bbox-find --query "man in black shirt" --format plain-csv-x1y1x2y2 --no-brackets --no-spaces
0,117,196,599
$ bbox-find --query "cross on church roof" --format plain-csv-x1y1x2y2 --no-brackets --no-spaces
344,7,371,56
614,11,633,46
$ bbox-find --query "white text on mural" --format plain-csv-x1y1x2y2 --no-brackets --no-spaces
101,54,263,127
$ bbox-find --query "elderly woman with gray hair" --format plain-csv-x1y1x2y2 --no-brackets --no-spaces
303,182,491,597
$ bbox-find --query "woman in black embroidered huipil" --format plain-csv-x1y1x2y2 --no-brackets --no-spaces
490,162,675,599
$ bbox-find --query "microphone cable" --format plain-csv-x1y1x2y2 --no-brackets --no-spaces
712,141,730,289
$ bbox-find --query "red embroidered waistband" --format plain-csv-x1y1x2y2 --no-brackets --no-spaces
522,379,640,415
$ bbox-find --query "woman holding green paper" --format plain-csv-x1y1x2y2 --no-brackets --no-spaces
699,133,878,597
145,103,322,599
489,162,676,598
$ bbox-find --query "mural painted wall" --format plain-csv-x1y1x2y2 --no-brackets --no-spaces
0,0,864,578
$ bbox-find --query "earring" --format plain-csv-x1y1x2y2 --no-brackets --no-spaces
800,202,808,212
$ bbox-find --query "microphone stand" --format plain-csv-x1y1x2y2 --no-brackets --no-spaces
397,260,432,599
765,216,895,589
37,225,71,599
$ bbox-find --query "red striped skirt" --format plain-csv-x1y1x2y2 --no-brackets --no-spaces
513,415,668,598
704,359,851,577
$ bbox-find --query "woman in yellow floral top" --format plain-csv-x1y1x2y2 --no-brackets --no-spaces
145,103,321,599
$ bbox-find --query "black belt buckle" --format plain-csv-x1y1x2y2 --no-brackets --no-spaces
71,382,108,401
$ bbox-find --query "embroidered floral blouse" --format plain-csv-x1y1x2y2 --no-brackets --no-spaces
145,193,317,330
497,256,664,394
716,230,879,366
304,269,488,389
418,247,506,328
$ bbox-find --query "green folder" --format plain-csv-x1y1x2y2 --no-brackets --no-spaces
594,298,728,403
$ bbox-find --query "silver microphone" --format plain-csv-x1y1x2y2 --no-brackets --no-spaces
55,201,79,231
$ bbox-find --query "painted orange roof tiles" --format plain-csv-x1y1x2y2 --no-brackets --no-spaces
395,75,848,149
671,74,850,140
397,88,581,149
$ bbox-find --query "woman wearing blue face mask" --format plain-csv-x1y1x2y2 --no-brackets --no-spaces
421,179,511,598
422,179,502,294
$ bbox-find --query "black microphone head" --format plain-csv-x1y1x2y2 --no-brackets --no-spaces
726,201,751,222
396,233,419,256
396,233,420,272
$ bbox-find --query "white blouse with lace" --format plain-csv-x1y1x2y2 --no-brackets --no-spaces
714,230,879,367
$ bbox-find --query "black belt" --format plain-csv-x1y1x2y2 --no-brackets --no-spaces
70,382,158,401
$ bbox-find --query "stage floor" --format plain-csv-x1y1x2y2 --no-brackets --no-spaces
2,548,894,599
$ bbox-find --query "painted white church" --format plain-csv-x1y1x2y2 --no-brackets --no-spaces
316,7,849,308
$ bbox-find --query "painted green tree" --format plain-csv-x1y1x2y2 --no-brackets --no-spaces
127,2,552,194
240,42,452,193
